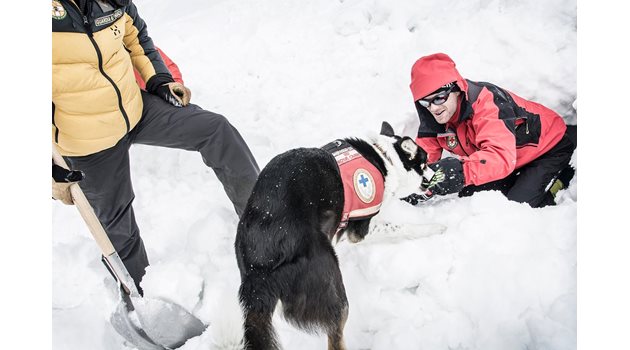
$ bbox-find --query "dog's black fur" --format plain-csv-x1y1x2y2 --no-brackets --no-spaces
234,122,427,350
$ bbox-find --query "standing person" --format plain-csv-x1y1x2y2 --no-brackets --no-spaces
52,0,260,293
406,52,575,208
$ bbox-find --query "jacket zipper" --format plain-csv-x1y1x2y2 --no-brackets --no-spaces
525,120,530,134
453,129,470,157
68,1,131,133
53,102,59,143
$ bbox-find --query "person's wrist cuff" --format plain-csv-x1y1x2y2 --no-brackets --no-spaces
145,73,175,94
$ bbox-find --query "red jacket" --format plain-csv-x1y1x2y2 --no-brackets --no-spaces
134,47,183,89
410,53,566,186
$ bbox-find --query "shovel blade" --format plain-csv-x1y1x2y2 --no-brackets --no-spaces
111,294,206,349
111,302,166,350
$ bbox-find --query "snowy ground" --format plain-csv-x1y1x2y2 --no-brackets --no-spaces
51,0,579,349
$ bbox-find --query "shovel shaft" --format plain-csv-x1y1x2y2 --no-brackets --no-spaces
52,146,116,255
68,185,116,255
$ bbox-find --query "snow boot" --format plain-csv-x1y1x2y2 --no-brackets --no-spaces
549,165,575,198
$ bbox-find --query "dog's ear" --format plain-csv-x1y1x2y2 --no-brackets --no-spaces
380,121,395,137
400,138,419,160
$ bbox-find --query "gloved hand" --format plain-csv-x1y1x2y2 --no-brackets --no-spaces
52,163,84,205
155,82,191,107
400,190,434,206
424,157,465,196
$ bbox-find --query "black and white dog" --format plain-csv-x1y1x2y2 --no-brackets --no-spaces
234,122,428,350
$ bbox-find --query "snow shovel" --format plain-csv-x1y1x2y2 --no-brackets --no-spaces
53,144,207,349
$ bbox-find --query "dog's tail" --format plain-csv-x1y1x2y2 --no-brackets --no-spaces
239,274,280,350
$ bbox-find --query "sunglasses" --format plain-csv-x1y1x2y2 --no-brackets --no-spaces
417,86,455,108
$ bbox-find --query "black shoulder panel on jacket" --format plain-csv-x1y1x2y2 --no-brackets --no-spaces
467,80,542,146
464,80,517,133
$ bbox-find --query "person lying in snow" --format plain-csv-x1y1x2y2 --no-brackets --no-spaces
403,53,575,208
51,0,260,294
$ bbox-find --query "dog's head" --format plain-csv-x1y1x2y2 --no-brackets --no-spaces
374,121,429,198
380,121,428,175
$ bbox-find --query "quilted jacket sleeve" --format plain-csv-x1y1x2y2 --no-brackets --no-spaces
123,3,174,93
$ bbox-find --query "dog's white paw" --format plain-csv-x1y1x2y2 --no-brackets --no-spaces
347,231,365,243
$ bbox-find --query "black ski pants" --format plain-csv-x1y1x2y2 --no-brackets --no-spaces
65,91,260,292
458,125,576,208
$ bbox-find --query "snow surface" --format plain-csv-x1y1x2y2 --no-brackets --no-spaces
52,0,577,349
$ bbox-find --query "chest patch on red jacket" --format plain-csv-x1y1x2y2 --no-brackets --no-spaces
322,140,385,233
438,130,459,150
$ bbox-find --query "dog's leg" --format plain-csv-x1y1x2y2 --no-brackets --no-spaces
346,219,371,243
327,304,348,350
239,276,280,350
243,309,278,350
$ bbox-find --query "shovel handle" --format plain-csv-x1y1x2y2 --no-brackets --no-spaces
52,144,115,256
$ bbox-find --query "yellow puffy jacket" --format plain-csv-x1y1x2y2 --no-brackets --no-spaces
52,0,174,156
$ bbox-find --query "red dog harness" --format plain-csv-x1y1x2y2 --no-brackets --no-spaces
322,140,385,234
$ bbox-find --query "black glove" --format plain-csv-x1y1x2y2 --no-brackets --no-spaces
52,163,84,205
53,163,84,183
155,82,191,107
400,190,434,206
424,157,465,196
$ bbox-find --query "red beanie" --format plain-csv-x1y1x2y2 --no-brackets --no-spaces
409,53,466,101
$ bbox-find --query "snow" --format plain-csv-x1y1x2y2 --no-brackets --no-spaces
50,0,582,349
